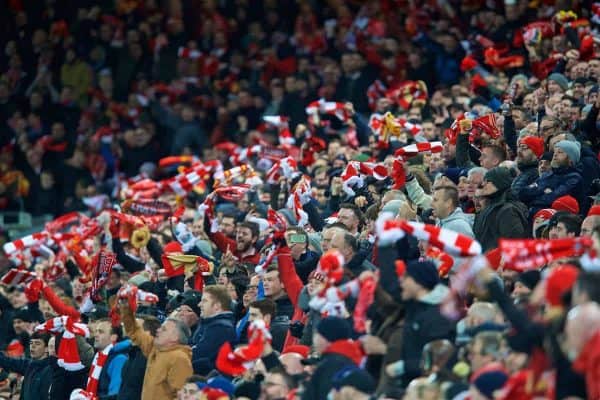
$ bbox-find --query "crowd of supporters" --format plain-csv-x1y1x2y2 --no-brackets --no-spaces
2,0,600,399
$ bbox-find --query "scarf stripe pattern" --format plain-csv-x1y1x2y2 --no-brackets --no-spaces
499,237,593,271
376,213,482,257
36,316,90,371
86,343,113,395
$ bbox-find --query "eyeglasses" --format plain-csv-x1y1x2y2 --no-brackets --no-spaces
262,381,285,387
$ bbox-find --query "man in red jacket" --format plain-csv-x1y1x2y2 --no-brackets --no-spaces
207,221,261,266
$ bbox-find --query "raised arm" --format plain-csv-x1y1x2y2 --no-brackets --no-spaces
119,301,154,357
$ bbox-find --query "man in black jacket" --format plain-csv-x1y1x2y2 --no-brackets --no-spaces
473,167,529,251
389,260,455,387
0,331,53,400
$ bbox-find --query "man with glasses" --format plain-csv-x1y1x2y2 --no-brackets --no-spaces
539,116,561,140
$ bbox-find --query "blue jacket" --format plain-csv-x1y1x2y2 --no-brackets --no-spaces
517,166,584,217
191,312,236,375
98,341,129,397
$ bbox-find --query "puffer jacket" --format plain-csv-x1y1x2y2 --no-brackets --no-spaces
400,284,456,386
511,161,539,199
518,165,584,218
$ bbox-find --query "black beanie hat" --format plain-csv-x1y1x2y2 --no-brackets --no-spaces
405,260,439,290
180,290,202,317
517,270,541,291
484,167,513,193
317,316,352,342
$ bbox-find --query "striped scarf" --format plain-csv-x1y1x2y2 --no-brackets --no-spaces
86,343,114,395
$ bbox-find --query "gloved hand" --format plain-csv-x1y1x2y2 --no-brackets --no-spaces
289,320,305,339
25,278,44,303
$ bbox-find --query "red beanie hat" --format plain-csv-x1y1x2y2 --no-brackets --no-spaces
551,195,580,215
545,265,579,307
588,205,600,217
520,136,545,159
163,241,182,254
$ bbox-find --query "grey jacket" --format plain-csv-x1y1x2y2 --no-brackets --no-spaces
438,207,474,237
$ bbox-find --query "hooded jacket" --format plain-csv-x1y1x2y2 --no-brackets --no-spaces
438,207,474,238
121,303,193,400
98,341,128,398
300,339,364,400
473,190,529,252
518,165,584,218
191,312,236,375
401,284,455,386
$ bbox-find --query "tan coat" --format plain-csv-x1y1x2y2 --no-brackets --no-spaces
121,305,193,400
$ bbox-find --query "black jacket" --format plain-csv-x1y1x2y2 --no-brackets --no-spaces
400,285,456,386
473,191,529,252
511,162,539,199
0,353,52,400
48,356,90,400
270,296,295,352
518,166,584,218
191,312,236,375
117,344,147,400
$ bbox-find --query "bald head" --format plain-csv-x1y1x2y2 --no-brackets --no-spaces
581,216,600,237
279,352,304,375
565,302,600,360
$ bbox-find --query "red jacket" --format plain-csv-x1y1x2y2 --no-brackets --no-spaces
276,247,306,349
573,330,600,400
208,231,261,265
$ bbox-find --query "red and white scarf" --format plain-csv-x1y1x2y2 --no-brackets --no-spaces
499,237,593,271
1,268,37,286
36,316,90,371
394,141,443,158
376,213,482,257
86,343,114,395
340,161,388,197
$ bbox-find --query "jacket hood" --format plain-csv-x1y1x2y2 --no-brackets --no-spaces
112,339,132,353
420,284,450,305
441,208,471,224
322,339,364,366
